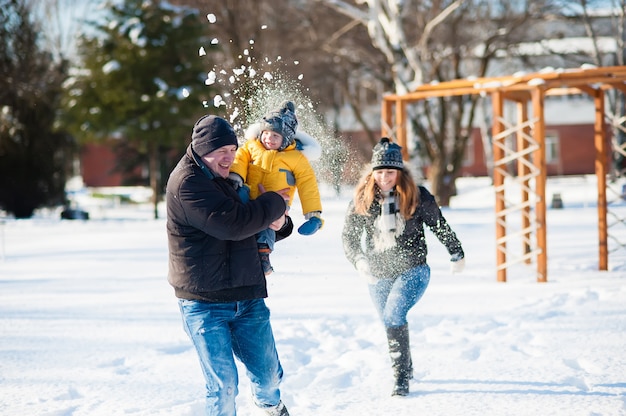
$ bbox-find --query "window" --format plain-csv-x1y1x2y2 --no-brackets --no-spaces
463,135,474,166
545,132,560,164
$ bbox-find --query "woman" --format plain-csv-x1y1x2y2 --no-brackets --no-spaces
342,137,465,397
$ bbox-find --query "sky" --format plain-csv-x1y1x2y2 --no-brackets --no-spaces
1,175,626,416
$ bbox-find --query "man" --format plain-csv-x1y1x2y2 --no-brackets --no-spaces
166,115,291,416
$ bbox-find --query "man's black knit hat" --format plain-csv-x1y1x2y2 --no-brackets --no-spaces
191,115,238,156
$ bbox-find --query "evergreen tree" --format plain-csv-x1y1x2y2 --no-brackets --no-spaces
0,0,72,218
63,0,217,218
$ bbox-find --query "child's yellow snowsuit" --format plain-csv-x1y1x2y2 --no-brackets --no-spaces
230,138,322,216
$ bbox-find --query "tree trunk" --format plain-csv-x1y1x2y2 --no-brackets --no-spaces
427,156,456,207
149,140,159,220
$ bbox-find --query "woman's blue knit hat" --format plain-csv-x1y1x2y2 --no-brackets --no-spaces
371,137,403,170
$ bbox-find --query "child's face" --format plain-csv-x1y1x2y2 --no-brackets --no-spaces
260,130,283,150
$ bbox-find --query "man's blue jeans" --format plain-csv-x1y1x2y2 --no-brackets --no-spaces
178,298,284,416
368,264,431,328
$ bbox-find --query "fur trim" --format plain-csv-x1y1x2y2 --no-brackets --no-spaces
244,122,322,162
244,122,263,141
294,131,322,161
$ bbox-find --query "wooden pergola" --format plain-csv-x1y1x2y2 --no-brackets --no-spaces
381,65,626,282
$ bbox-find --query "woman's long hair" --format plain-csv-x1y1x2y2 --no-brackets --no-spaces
353,166,419,218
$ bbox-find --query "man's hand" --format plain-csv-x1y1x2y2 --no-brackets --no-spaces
258,184,290,231
258,184,290,204
269,214,287,231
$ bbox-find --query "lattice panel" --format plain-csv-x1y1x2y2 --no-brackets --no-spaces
492,114,543,272
605,110,626,258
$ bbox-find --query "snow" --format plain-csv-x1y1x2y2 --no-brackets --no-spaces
1,175,626,416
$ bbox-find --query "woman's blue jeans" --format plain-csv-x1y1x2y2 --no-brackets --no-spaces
178,298,283,416
368,264,431,328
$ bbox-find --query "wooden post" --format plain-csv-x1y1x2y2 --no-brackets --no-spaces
517,100,532,262
492,91,507,282
381,98,393,138
594,89,609,270
531,88,547,283
395,100,408,160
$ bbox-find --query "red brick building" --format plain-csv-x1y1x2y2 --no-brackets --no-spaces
80,122,608,187
80,141,126,187
458,123,605,177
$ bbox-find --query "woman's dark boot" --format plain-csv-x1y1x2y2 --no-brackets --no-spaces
386,324,413,396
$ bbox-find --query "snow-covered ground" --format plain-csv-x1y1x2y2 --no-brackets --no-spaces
1,175,625,416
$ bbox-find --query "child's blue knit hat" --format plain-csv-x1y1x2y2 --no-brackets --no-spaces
260,101,298,151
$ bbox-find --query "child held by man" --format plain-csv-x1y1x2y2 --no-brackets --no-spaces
230,100,324,274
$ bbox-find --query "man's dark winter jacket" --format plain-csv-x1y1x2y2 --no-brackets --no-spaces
166,145,290,302
343,186,464,279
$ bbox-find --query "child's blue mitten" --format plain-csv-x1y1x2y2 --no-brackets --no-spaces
228,172,250,203
237,184,250,204
298,212,323,235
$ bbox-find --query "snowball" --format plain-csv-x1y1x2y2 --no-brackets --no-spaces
213,95,226,107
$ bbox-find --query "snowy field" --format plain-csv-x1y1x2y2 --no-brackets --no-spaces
1,175,626,416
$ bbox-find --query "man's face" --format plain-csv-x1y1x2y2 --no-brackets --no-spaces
201,145,237,178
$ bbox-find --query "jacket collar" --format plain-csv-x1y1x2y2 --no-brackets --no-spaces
187,145,215,180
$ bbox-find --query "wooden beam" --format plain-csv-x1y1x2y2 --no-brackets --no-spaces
381,98,393,138
517,100,532,263
395,101,408,160
594,89,609,271
531,87,548,283
492,91,507,283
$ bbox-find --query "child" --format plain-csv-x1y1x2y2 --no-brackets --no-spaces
230,100,323,275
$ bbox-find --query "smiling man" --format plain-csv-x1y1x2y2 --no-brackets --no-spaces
165,115,292,416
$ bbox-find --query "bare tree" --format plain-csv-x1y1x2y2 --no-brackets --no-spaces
316,0,563,205
172,1,603,203
562,0,626,176
167,0,387,185
167,1,386,114
28,0,100,62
